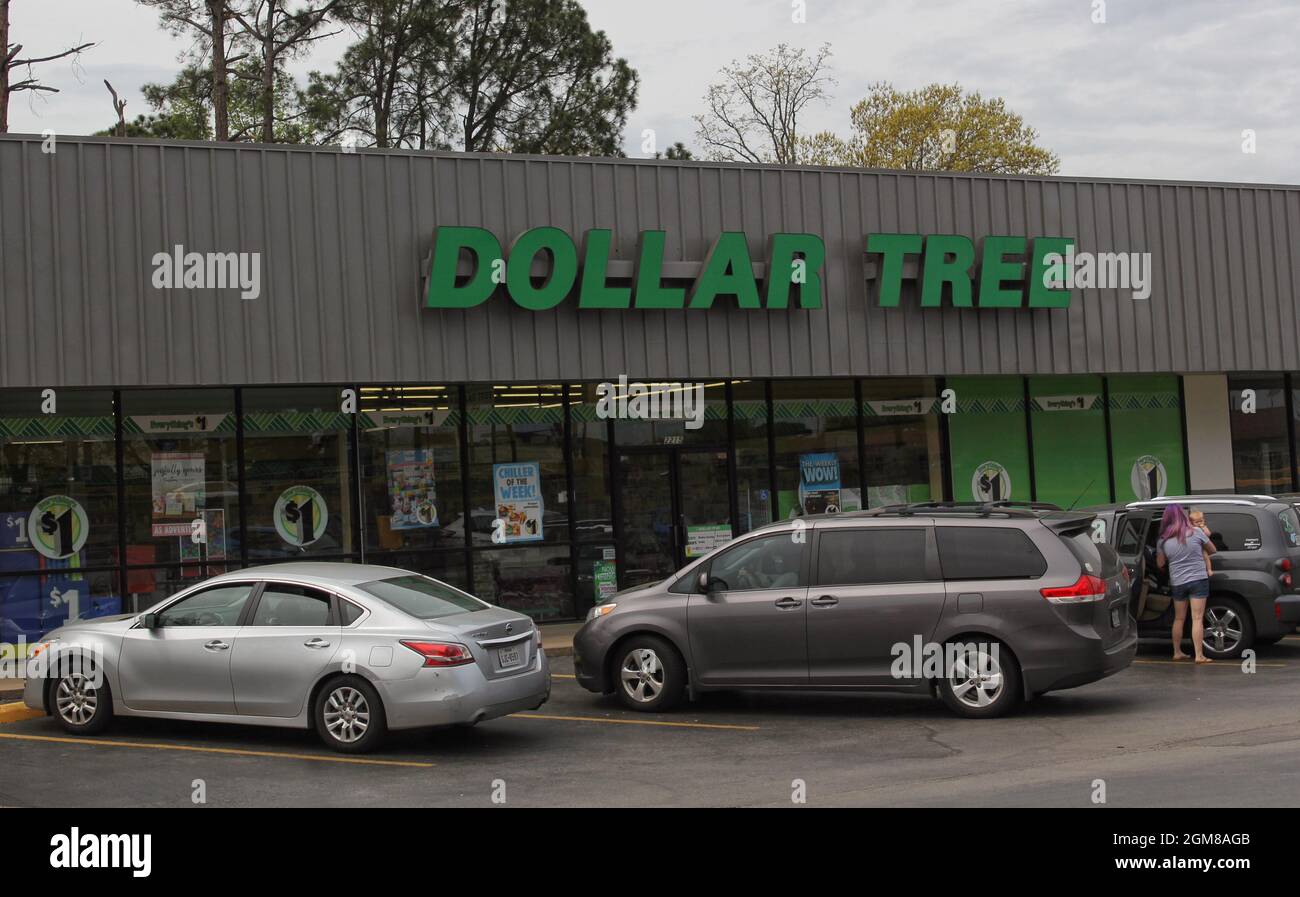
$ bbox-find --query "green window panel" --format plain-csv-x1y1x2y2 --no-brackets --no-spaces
946,376,1030,503
1028,375,1110,508
1110,374,1187,501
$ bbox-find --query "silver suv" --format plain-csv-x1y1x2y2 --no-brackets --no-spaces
573,502,1137,718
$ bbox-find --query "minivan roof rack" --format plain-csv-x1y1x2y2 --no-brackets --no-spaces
869,500,1062,518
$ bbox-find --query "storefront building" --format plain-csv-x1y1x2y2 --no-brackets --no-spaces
1,135,1299,634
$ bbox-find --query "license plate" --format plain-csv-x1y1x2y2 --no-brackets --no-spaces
1110,607,1122,629
498,645,523,668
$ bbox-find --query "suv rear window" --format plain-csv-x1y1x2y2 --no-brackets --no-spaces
936,527,1047,580
1278,508,1300,548
356,575,488,619
1201,512,1262,551
815,529,931,585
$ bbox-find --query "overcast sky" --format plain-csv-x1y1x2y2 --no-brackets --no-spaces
7,0,1297,183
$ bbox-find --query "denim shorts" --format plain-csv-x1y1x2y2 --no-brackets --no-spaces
1171,578,1210,601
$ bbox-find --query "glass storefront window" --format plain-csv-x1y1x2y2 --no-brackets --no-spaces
611,380,729,446
945,376,1031,503
242,387,356,560
121,389,240,572
472,544,573,622
1108,374,1187,501
1028,376,1110,508
0,390,119,574
1,569,120,641
569,384,614,542
1229,375,1293,493
466,385,568,546
772,380,859,518
358,386,463,554
361,550,470,590
861,378,944,506
731,380,771,533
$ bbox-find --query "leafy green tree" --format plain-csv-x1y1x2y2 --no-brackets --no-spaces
805,82,1060,175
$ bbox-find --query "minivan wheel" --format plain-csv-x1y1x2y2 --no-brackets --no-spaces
613,635,685,712
936,641,1022,719
314,676,387,754
1201,596,1253,659
53,669,113,735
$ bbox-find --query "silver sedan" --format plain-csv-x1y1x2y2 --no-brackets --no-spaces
23,562,551,753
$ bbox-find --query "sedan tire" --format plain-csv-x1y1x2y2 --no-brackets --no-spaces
613,635,685,712
314,676,387,754
936,640,1022,719
52,667,114,736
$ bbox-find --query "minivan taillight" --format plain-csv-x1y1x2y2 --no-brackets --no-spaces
1041,574,1107,604
400,639,474,667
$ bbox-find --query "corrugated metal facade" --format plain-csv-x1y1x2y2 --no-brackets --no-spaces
2,134,1298,388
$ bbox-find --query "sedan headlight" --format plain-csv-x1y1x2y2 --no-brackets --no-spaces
586,603,617,622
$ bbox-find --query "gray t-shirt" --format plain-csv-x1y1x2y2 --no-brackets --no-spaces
1160,528,1211,586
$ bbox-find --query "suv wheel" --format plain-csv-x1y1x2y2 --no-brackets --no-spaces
936,640,1022,719
1201,596,1253,659
613,635,685,712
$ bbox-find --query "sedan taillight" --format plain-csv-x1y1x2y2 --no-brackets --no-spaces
400,639,474,667
1041,574,1107,604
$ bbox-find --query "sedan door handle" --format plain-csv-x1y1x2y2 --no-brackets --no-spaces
303,638,331,649
203,640,230,651
774,597,803,609
810,595,838,607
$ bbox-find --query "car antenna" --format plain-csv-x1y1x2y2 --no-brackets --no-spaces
1066,479,1096,511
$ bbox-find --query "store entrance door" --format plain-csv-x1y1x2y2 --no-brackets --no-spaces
615,447,732,589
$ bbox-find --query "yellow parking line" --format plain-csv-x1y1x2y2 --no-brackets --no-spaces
0,732,434,767
1133,659,1287,668
552,674,576,679
0,702,43,724
513,712,758,731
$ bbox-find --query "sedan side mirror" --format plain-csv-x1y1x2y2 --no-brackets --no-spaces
141,613,161,630
696,570,710,593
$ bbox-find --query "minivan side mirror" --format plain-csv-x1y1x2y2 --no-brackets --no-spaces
141,613,161,630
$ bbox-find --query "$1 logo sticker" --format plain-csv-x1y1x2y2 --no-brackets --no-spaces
28,495,90,560
274,485,328,547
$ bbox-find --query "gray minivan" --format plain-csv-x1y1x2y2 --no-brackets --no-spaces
573,502,1136,719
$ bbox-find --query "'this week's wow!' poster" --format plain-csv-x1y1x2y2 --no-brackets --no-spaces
493,462,544,542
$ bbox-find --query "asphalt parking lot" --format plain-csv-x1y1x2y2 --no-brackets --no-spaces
2,636,1299,808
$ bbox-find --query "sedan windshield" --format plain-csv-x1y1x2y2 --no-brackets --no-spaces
355,575,488,620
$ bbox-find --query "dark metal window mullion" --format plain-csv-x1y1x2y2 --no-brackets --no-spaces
608,415,624,591
1023,377,1038,501
457,384,473,589
1102,376,1117,502
937,376,953,502
113,389,129,610
765,380,777,519
725,380,739,534
1285,372,1298,492
563,384,583,618
854,378,866,506
349,384,364,562
235,387,249,571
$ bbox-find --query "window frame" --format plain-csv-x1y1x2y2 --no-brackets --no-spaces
810,525,940,587
699,531,810,594
243,579,341,628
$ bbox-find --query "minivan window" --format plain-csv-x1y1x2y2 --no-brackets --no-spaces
1201,512,1262,551
357,575,488,619
936,527,1048,579
707,535,804,591
1061,530,1109,576
815,529,930,585
1115,515,1143,554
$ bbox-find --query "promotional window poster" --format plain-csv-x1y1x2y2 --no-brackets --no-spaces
493,462,544,542
150,452,206,537
798,452,842,514
386,449,439,530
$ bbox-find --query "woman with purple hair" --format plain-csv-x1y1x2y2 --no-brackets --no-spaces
1156,503,1216,663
